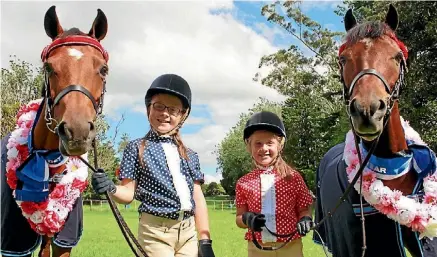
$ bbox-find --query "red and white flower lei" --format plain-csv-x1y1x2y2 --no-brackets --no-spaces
344,117,437,240
5,99,89,236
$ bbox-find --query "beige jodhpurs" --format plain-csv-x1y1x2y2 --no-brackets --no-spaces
247,238,304,257
137,213,198,257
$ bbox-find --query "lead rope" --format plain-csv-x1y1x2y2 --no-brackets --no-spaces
250,119,386,255
78,140,149,257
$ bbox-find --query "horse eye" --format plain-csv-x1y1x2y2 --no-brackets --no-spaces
338,56,347,66
100,65,109,76
395,52,404,62
44,63,54,74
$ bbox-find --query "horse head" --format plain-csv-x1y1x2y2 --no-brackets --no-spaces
339,4,408,144
41,5,109,156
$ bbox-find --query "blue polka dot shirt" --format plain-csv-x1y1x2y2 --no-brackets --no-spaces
118,130,205,220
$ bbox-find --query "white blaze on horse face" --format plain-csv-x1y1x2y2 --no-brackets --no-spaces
360,38,373,49
67,48,83,60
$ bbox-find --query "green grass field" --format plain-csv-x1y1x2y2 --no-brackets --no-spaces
69,206,329,257
48,200,411,257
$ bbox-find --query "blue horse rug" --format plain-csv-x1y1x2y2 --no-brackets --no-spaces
313,142,437,257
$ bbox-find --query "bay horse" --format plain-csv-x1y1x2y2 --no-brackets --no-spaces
1,5,109,257
313,4,437,257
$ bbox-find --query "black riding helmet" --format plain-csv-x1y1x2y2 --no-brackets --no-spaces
145,74,192,115
243,111,286,140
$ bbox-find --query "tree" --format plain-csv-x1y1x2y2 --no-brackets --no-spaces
118,132,130,155
216,97,282,196
205,182,226,197
201,183,208,195
83,114,122,199
248,1,437,195
254,1,350,192
1,56,44,138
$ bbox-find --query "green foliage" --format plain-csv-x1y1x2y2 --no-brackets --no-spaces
259,1,343,69
336,1,437,150
204,182,226,197
83,114,125,199
216,98,282,196
1,56,44,138
201,183,208,195
84,137,120,200
254,1,350,191
217,1,437,196
118,133,130,155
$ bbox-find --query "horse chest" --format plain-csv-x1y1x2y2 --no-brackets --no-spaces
381,171,417,195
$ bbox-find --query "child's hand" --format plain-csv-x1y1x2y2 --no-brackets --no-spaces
91,169,117,194
198,239,215,257
296,216,313,236
242,212,266,232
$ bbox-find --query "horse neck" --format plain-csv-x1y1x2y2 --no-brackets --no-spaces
363,103,408,158
32,103,59,150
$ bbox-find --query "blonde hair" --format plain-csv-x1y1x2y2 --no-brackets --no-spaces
246,134,294,179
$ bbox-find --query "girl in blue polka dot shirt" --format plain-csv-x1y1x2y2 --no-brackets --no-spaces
91,74,215,257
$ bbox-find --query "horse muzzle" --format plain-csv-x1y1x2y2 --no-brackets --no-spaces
348,97,388,141
57,120,96,156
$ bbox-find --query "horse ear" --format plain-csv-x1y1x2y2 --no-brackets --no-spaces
344,8,357,32
88,9,108,41
44,5,64,40
385,4,399,31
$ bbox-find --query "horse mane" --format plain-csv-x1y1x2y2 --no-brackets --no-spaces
344,21,394,44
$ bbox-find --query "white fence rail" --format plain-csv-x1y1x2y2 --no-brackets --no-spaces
82,199,236,211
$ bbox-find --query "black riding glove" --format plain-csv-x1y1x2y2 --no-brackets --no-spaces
296,216,313,236
198,239,215,257
242,212,266,232
91,169,117,195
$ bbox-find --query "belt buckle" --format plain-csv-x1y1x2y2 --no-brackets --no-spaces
177,210,184,221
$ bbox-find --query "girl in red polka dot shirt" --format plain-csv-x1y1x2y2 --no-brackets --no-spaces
235,111,314,257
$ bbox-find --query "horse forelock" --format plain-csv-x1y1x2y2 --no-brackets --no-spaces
338,21,408,59
58,27,87,39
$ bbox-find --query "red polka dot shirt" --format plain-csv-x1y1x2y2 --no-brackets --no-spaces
235,168,313,242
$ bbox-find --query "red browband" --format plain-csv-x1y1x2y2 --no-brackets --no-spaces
41,35,109,62
338,33,408,60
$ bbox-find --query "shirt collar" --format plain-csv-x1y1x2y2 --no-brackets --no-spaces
146,129,175,144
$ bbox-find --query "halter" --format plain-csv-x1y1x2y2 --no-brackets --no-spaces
40,35,109,133
338,33,408,118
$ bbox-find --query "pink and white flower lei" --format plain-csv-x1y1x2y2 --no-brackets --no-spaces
343,117,437,240
5,99,89,236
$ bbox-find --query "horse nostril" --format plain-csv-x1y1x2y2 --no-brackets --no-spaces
57,121,73,140
89,122,95,131
378,100,386,111
369,99,386,116
349,99,358,115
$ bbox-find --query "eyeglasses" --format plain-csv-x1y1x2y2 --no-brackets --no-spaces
151,102,182,116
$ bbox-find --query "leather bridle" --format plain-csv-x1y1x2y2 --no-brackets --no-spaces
40,35,149,257
340,53,407,123
41,35,108,133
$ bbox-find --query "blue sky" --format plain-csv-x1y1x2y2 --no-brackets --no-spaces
1,1,346,183
103,1,345,179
